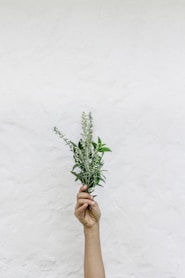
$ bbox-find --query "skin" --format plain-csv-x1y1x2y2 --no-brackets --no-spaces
74,185,106,278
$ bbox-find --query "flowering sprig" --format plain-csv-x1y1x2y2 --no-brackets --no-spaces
53,112,111,194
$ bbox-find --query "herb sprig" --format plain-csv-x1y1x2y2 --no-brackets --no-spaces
53,112,111,194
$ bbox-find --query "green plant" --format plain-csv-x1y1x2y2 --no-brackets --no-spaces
53,112,111,194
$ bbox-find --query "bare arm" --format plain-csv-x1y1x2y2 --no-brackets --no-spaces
84,223,105,278
74,185,105,278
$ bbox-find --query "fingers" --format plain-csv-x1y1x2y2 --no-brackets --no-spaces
77,192,93,200
75,200,98,217
74,185,101,225
75,185,95,210
75,195,95,210
77,185,93,199
77,198,95,207
75,202,88,217
79,184,87,193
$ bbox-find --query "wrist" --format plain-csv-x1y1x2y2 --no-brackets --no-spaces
84,222,100,236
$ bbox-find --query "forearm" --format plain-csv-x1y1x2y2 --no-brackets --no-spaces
84,223,105,278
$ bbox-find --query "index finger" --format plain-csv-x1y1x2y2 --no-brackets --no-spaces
79,184,87,193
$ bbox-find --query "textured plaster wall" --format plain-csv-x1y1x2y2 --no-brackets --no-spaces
1,1,185,277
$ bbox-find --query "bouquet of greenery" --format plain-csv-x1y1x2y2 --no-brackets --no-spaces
53,112,111,194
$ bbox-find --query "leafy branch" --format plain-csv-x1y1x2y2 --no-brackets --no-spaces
53,112,111,194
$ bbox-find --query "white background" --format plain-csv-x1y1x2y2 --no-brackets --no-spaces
1,1,185,277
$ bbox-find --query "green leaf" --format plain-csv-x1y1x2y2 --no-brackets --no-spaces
92,142,97,149
71,171,80,180
99,176,106,182
99,147,111,152
87,186,95,193
70,141,77,147
72,164,79,171
98,137,101,145
78,139,83,150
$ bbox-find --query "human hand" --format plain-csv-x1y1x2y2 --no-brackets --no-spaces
74,185,101,228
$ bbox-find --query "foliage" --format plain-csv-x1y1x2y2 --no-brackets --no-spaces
53,112,111,193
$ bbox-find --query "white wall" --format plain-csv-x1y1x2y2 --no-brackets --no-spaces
1,1,185,277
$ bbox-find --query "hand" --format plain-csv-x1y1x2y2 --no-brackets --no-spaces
74,185,101,228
